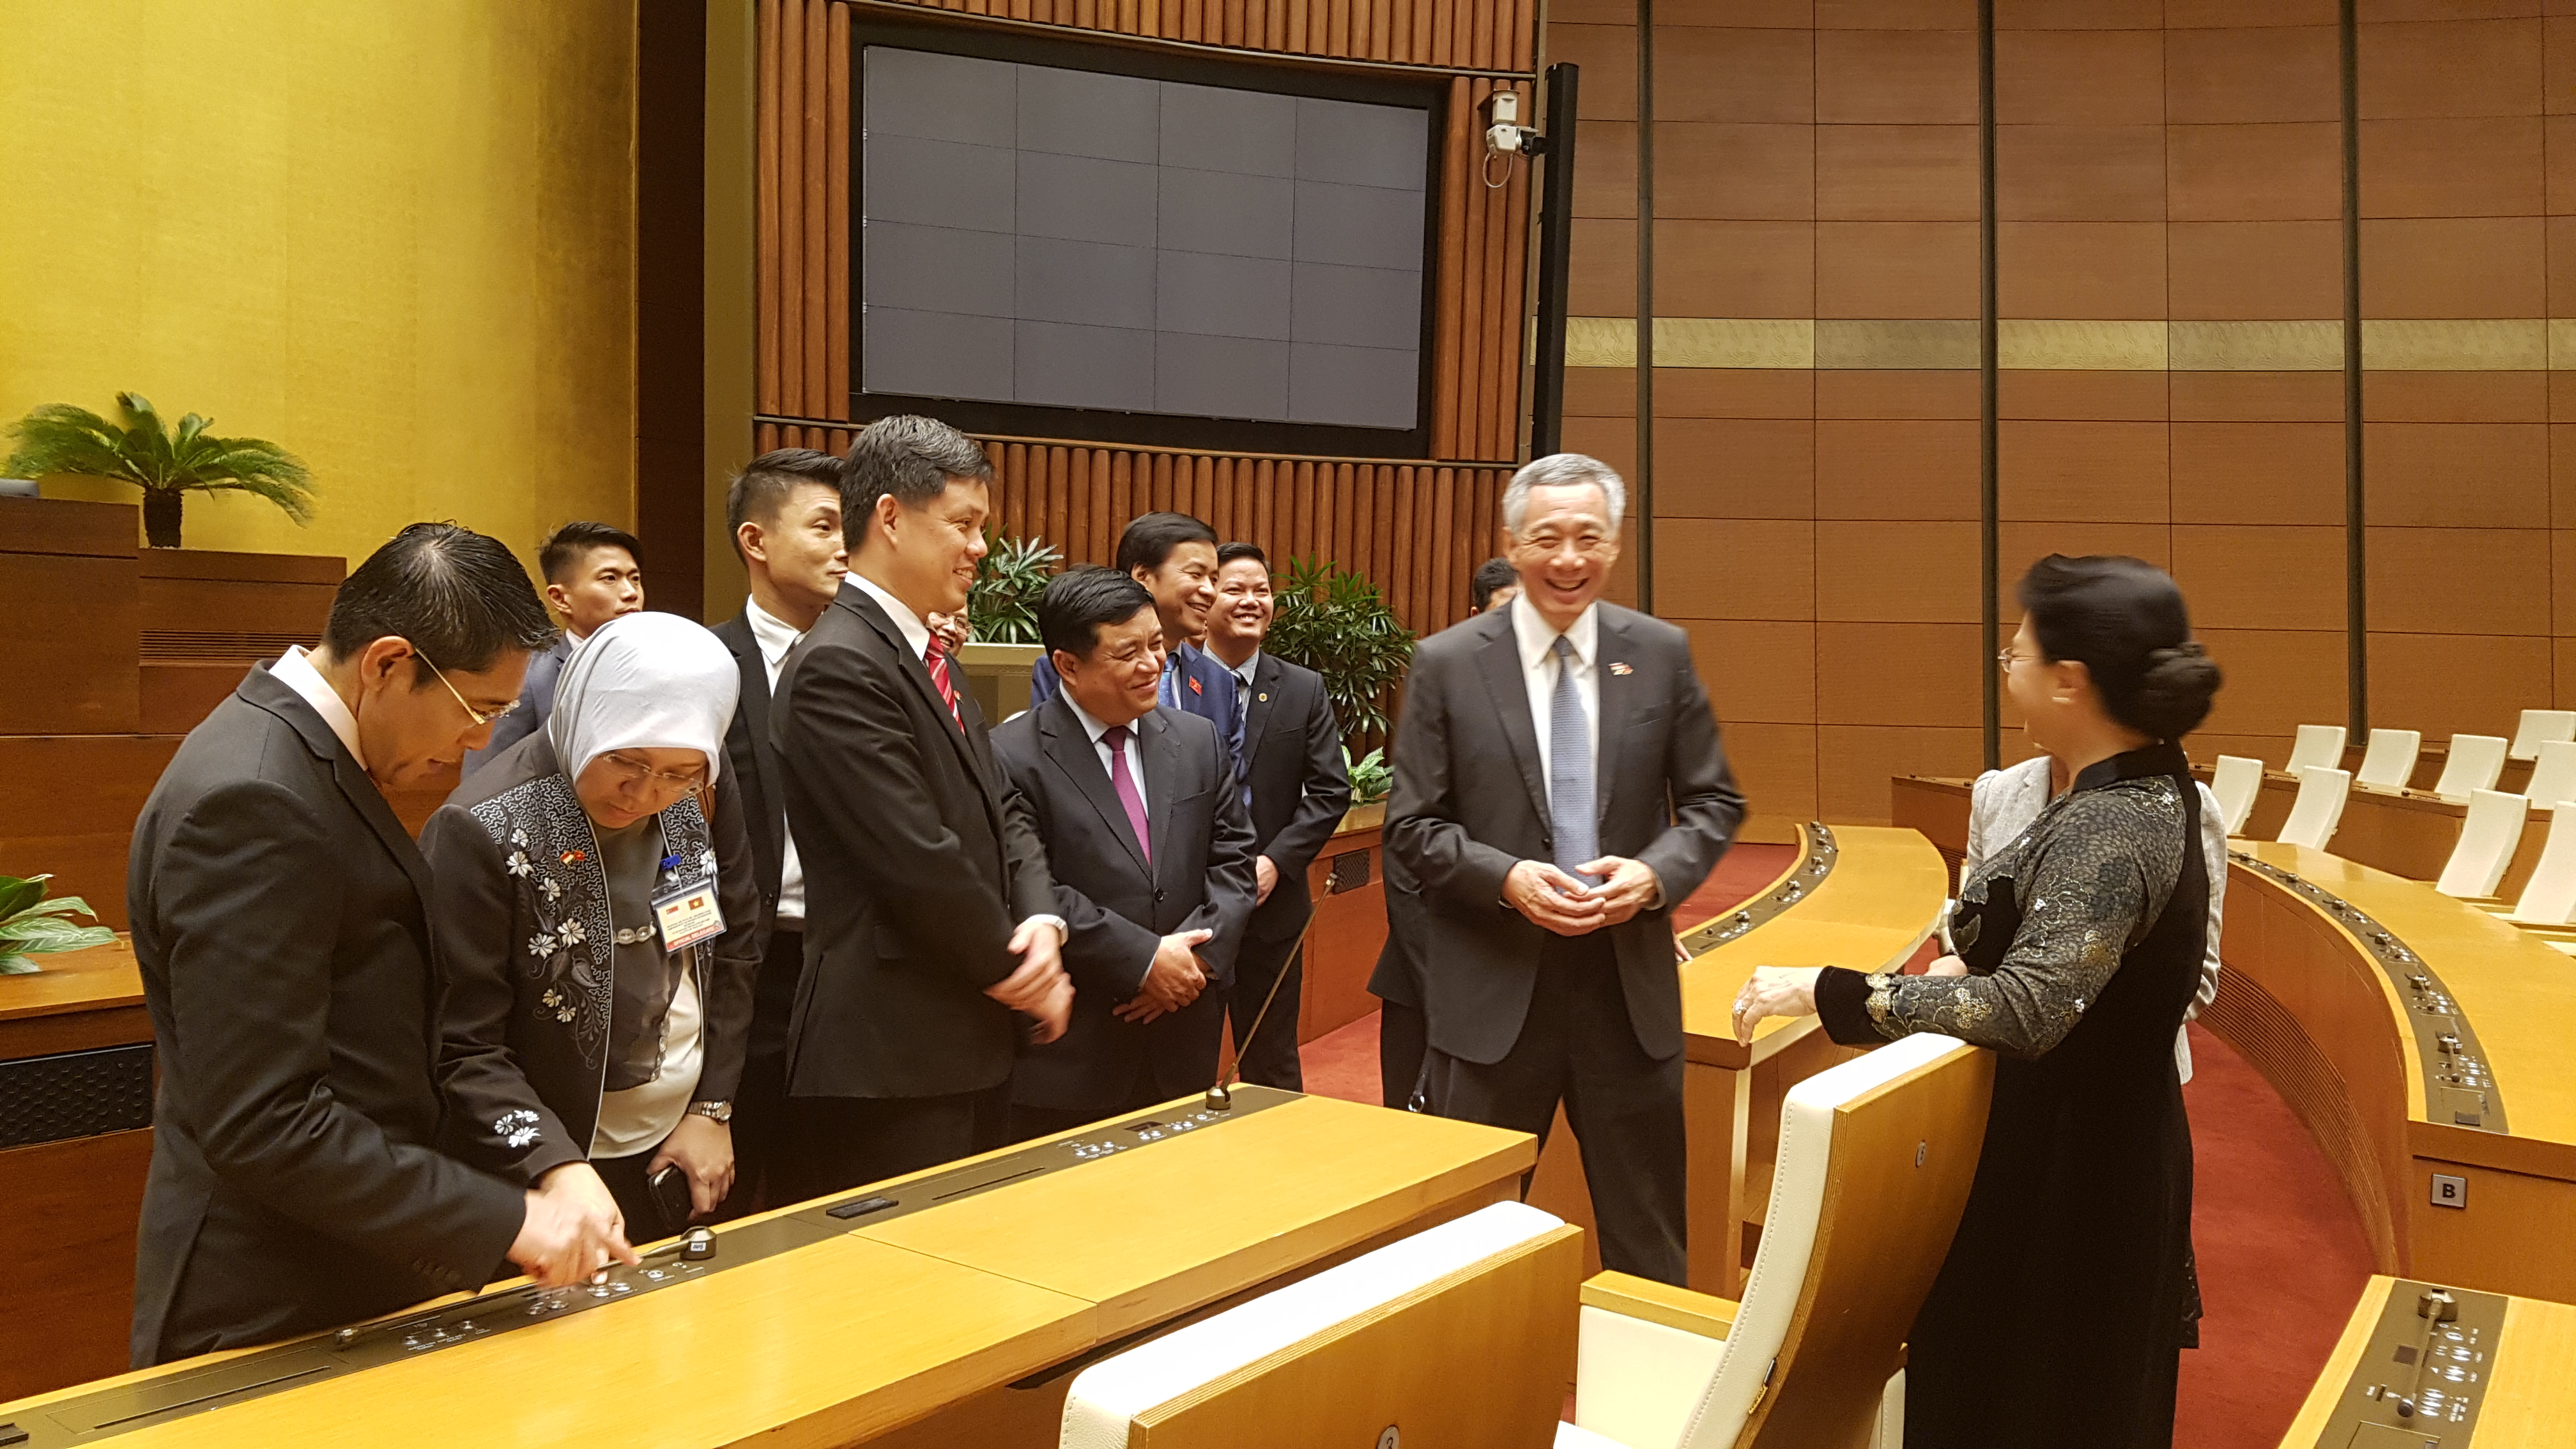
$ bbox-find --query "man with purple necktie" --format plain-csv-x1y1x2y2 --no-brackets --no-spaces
988,567,1259,1141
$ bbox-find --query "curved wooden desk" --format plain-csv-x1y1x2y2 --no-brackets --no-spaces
1525,824,1951,1296
0,1092,1534,1448
2221,841,2576,1305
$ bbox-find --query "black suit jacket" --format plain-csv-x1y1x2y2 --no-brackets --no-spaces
989,696,1258,1113
126,666,523,1366
1233,653,1353,944
1384,604,1746,1065
711,613,786,939
771,581,1057,1099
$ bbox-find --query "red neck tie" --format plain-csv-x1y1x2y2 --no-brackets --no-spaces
924,639,965,731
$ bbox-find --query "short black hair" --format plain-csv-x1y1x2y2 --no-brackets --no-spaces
1471,556,1517,613
324,523,560,682
726,448,843,560
1216,542,1268,572
2019,554,2222,741
1115,512,1218,575
538,520,642,585
840,415,993,552
1038,565,1158,662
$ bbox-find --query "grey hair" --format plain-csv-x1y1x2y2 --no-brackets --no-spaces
1503,453,1627,533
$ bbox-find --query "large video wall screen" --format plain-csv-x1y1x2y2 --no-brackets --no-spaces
859,45,1432,433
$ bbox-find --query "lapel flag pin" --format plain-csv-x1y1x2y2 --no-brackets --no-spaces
1188,675,1203,695
1608,661,1633,676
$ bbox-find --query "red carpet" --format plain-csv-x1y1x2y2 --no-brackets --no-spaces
1295,843,2372,1444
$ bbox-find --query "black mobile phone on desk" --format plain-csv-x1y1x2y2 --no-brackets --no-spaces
648,1163,693,1238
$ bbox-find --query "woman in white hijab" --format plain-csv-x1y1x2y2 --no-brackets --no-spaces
425,611,762,1248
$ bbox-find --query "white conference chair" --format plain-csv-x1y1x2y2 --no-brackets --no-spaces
1059,1200,1581,1448
2431,734,2508,804
2211,755,2264,836
2353,728,2422,792
2434,790,2528,900
1557,1035,1992,1449
2276,766,2352,852
2522,739,2576,811
2502,804,2576,926
2509,709,2575,762
2285,724,2347,777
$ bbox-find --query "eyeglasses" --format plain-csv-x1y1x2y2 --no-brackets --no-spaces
599,751,708,792
1997,647,2037,673
418,649,522,728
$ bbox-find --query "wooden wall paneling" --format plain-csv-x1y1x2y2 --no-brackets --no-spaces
779,0,806,411
827,2,852,418
756,0,782,415
804,0,830,417
1430,466,1455,627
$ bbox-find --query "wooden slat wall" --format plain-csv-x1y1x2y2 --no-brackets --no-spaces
757,0,1538,643
762,422,1508,636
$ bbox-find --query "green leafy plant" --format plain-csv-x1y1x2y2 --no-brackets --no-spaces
0,874,116,976
4,392,316,548
1263,557,1416,740
967,532,1062,645
1343,746,1393,806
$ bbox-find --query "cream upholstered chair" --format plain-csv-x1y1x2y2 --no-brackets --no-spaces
2520,739,2576,811
2211,755,2264,836
2285,724,2347,777
2509,709,2576,762
1554,1034,1992,1449
2499,804,2576,927
2434,790,2527,900
2431,734,2508,804
1058,1200,1581,1448
2353,728,2422,792
2276,766,2352,852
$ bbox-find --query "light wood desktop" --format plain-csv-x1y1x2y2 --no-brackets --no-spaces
1523,824,1949,1296
2278,1276,2576,1448
0,1092,1533,1448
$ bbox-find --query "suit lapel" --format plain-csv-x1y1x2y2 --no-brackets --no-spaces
720,620,778,824
1042,696,1152,878
1239,654,1278,772
1140,709,1181,884
1473,613,1551,826
841,586,981,779
1591,609,1632,827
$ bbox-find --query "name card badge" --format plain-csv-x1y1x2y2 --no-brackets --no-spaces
652,880,724,953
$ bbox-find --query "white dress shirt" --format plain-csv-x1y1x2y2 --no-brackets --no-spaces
745,597,811,926
1963,752,2227,1084
272,646,367,770
1064,696,1149,809
1511,593,1600,784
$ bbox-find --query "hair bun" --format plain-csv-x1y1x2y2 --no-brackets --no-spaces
2131,641,2222,740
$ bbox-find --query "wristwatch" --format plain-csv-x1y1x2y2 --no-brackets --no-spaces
686,1100,733,1124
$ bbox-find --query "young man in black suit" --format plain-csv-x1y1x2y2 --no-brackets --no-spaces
1200,543,1351,1089
127,523,632,1367
770,416,1071,1197
1385,453,1746,1287
461,519,645,781
709,448,847,1214
991,568,1259,1139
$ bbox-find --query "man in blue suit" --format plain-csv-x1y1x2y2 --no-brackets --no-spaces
1030,512,1241,778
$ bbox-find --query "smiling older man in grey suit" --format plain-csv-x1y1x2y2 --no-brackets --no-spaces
1384,453,1745,1286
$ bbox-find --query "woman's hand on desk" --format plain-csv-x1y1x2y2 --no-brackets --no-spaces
654,1114,736,1219
1731,967,1824,1046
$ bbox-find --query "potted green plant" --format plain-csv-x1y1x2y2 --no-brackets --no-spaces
4,392,316,548
966,531,1062,645
0,874,117,975
1262,557,1417,744
1340,745,1393,832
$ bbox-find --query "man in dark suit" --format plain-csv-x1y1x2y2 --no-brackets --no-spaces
1385,453,1745,1286
1200,542,1351,1089
991,568,1258,1139
126,523,631,1367
460,519,644,780
1030,511,1241,776
708,448,848,1215
770,415,1071,1197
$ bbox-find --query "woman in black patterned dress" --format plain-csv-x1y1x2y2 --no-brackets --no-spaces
1732,554,2223,1449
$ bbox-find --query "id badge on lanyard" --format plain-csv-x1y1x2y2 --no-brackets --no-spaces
651,854,724,953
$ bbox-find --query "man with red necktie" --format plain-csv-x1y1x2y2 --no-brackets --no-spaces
988,567,1258,1142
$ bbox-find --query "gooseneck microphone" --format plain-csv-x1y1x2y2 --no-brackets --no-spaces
1206,943,1298,1112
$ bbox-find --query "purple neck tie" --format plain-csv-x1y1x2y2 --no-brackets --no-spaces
1102,723,1152,865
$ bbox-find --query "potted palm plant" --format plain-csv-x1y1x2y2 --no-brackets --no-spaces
4,392,316,548
1263,556,1416,744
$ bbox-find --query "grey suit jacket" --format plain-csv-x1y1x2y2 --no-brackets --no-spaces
989,696,1258,1112
460,632,569,781
1384,602,1747,1065
126,665,523,1365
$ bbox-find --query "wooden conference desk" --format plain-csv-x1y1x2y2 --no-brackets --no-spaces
1524,823,1951,1295
0,1090,1534,1448
2280,1275,2576,1447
